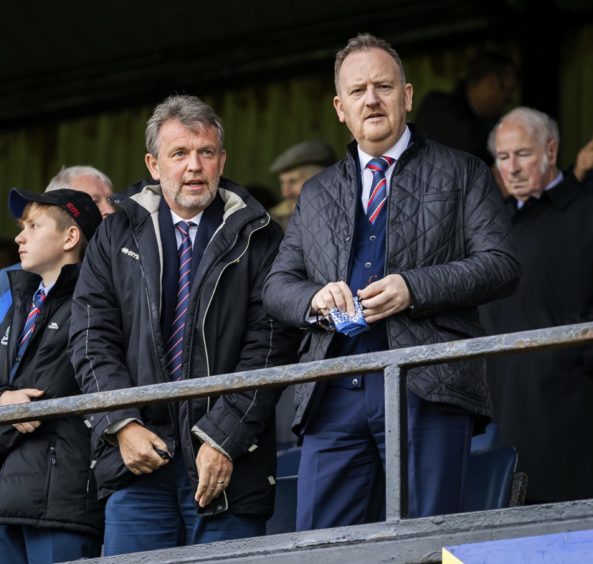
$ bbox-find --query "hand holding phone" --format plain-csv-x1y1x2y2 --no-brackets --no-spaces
153,447,171,460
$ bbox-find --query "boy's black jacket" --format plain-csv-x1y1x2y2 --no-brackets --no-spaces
0,264,104,538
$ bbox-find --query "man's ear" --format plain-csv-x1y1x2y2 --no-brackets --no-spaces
404,83,414,112
333,95,346,123
63,226,81,252
145,153,160,180
547,139,559,166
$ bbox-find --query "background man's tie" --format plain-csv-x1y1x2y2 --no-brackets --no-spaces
366,155,395,224
166,221,194,381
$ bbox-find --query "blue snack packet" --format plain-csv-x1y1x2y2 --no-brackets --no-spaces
329,297,369,337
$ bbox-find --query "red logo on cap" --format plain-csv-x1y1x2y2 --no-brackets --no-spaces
66,202,80,217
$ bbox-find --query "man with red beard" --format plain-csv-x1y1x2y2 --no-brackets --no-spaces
263,34,520,530
70,95,295,555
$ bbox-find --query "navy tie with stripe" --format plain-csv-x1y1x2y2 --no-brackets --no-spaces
366,155,395,224
166,221,194,381
10,288,46,382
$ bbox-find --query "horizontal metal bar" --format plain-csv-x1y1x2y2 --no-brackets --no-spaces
1,322,592,425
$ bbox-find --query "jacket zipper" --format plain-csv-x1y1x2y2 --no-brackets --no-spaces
44,441,57,502
186,214,270,469
199,215,270,410
130,229,178,446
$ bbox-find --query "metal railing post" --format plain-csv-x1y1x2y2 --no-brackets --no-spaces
384,364,406,521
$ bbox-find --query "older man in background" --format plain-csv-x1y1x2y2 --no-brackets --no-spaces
268,139,336,231
45,165,115,219
480,107,593,504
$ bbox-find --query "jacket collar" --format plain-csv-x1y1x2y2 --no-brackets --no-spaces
8,263,80,304
345,123,424,168
507,172,580,214
119,177,267,230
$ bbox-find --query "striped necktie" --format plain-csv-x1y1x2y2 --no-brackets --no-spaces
166,221,194,381
366,155,395,224
10,288,46,382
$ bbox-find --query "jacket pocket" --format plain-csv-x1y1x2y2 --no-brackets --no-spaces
422,190,461,202
43,440,57,503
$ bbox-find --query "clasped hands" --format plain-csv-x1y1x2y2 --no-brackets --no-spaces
310,275,411,324
116,421,233,507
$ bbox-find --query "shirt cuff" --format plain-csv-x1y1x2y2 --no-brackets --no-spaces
103,418,142,445
191,425,232,460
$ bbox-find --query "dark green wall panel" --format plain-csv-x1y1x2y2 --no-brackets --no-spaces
1,28,591,241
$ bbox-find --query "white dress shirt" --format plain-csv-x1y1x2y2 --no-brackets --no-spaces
516,171,565,210
357,125,411,212
170,210,203,248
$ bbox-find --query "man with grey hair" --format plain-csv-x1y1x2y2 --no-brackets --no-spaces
46,165,114,219
70,94,295,555
0,165,114,320
264,33,519,530
480,106,593,504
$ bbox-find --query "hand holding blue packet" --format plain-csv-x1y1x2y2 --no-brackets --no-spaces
329,297,369,337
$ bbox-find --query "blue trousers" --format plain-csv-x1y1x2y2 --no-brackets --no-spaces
104,454,265,556
0,524,101,564
297,375,473,530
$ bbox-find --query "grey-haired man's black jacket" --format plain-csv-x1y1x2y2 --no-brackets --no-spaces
69,180,296,516
263,127,521,434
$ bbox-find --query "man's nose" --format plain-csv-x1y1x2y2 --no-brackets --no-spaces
187,152,202,171
364,86,379,105
99,201,115,219
509,155,521,173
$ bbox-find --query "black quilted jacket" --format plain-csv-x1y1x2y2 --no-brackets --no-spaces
263,127,521,432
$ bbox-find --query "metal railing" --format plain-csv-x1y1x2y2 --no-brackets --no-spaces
2,322,593,563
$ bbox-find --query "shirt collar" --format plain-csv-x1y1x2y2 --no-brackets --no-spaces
357,125,411,171
170,209,203,226
516,171,564,209
544,171,564,191
37,280,53,296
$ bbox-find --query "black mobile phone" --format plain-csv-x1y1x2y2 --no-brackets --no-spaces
196,490,228,516
153,447,171,460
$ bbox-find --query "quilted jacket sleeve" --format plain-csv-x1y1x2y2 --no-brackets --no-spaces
263,200,325,327
401,159,521,316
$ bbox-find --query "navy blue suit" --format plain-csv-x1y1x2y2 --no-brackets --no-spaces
296,162,473,530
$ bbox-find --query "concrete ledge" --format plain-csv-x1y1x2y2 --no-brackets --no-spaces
66,499,593,563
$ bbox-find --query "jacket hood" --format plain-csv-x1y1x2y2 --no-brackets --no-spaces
115,177,267,224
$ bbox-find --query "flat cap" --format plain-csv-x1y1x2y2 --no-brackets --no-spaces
270,140,337,174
